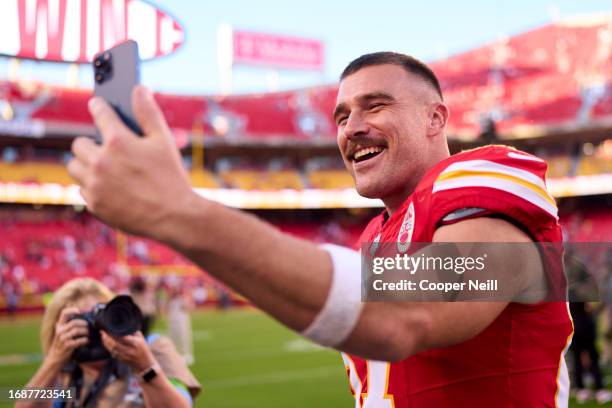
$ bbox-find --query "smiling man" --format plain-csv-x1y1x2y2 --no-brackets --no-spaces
68,52,572,407
333,58,449,214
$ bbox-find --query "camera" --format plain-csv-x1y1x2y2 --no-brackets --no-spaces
70,295,143,362
94,51,113,84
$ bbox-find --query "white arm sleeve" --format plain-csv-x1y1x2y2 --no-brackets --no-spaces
301,244,364,347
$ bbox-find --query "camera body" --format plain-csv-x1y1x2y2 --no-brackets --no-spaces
70,295,143,362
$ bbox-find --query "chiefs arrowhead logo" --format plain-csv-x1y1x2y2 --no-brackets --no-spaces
397,202,415,253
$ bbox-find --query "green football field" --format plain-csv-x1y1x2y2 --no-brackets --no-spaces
0,309,602,407
0,309,353,407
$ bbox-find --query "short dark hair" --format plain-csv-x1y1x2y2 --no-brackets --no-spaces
340,52,443,100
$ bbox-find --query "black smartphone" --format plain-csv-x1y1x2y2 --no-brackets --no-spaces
93,39,143,138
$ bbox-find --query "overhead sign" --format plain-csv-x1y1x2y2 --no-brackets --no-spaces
0,0,184,63
232,30,324,71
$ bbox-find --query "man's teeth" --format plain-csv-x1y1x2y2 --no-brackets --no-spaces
354,146,384,160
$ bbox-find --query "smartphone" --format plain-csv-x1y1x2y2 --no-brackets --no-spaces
93,40,143,138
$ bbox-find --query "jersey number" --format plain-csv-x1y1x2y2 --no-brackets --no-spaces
344,356,394,408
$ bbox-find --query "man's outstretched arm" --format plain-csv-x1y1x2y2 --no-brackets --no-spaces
68,86,539,361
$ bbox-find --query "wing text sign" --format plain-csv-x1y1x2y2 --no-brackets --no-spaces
0,0,184,63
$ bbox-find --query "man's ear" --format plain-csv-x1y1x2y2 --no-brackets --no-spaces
427,102,449,137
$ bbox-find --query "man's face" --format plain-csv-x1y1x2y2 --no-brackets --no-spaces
334,64,432,202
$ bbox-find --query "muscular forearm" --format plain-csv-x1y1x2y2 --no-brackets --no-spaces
159,193,332,332
157,200,525,362
14,358,63,408
155,194,452,360
158,195,431,361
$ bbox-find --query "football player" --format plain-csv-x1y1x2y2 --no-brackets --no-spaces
69,52,572,407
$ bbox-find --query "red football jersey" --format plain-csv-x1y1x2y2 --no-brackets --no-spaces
343,145,573,407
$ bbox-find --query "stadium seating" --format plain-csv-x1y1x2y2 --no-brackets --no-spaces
0,195,609,312
307,169,354,189
560,201,612,243
34,87,92,124
576,154,612,176
0,217,116,289
1,145,608,190
0,17,608,144
0,161,73,185
124,236,191,267
544,155,572,178
189,169,219,188
0,209,364,298
592,84,612,118
219,169,304,190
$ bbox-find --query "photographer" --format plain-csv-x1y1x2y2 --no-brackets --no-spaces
16,278,200,408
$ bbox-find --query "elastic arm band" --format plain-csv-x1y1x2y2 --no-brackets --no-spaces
301,244,364,347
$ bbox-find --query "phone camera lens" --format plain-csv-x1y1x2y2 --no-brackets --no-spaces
94,52,112,84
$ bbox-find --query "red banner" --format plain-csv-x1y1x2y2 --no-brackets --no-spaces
232,30,324,71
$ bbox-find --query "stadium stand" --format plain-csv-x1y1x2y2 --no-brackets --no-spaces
0,142,609,190
1,198,608,311
1,17,611,315
543,154,572,179
576,142,612,175
0,161,73,185
219,169,304,190
189,169,219,188
564,208,612,243
307,169,354,189
0,16,608,145
0,206,366,306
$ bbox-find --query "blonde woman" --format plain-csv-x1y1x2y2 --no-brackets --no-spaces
16,278,200,408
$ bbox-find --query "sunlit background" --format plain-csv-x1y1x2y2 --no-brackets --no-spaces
0,1,611,407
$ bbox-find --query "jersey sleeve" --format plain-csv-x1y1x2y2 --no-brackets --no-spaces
428,148,560,242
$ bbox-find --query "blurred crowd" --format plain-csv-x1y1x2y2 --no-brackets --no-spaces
1,199,611,402
0,206,364,314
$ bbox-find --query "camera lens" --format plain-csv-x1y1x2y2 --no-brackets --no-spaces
93,52,112,84
97,295,142,336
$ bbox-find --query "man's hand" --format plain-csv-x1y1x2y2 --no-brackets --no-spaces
101,331,156,373
67,86,195,240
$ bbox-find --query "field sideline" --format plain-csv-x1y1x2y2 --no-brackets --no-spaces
0,309,353,407
0,309,599,407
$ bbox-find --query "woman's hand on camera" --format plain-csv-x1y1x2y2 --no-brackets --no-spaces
101,331,156,372
47,307,89,364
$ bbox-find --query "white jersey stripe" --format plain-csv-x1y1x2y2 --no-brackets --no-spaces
508,151,545,163
341,353,363,408
433,176,558,218
556,348,570,407
556,302,573,408
439,160,549,195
